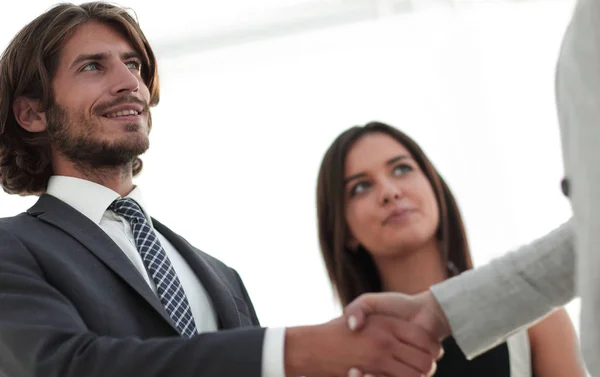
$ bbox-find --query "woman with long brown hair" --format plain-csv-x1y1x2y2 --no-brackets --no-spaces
316,121,585,377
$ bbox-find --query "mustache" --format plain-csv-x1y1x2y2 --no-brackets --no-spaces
93,96,149,116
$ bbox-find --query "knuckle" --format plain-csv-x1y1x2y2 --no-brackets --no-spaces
364,338,392,365
387,362,420,377
397,321,432,350
415,354,435,373
360,292,376,306
373,335,393,352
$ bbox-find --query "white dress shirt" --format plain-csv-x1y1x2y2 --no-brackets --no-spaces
46,175,285,377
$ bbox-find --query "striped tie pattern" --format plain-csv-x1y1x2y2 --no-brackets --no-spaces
110,198,197,337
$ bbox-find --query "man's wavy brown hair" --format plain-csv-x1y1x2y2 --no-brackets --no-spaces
0,2,160,196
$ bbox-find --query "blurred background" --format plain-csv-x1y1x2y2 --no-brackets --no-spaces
0,0,578,331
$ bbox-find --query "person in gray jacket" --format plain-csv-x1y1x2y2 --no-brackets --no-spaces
345,0,600,376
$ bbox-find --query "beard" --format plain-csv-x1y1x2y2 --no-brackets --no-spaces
46,102,150,170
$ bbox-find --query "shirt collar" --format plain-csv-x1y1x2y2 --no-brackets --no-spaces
46,175,152,225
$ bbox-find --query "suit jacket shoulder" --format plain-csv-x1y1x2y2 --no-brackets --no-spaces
0,195,266,377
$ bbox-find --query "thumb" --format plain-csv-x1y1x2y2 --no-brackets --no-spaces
344,292,418,332
343,296,370,332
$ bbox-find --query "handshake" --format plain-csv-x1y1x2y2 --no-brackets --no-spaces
284,291,452,377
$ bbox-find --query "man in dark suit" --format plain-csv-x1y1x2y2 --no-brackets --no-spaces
0,2,442,377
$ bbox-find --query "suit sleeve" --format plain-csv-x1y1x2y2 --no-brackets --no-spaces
430,219,575,359
0,229,265,377
229,268,287,377
230,268,261,326
554,0,600,373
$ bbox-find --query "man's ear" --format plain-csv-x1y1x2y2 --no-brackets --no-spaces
12,96,47,132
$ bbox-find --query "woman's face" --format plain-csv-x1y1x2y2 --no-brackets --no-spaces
343,132,440,259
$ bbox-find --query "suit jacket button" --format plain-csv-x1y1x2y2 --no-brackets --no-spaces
561,177,570,197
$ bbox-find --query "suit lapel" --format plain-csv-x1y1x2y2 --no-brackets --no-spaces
153,219,242,329
28,194,179,333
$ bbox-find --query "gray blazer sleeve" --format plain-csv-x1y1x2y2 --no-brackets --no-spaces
432,2,600,374
555,0,600,373
430,220,575,359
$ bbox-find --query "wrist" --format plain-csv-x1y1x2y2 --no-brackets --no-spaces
420,290,452,339
284,325,321,377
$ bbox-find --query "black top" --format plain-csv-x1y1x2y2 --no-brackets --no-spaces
434,336,511,377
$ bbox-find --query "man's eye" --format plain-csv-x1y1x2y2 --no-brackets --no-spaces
82,63,98,71
126,61,141,70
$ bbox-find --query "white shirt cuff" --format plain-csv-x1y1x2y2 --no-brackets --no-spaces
262,327,286,377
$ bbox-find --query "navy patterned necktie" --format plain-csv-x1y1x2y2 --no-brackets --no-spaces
110,197,198,338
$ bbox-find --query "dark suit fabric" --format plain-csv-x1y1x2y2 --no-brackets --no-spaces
0,194,264,377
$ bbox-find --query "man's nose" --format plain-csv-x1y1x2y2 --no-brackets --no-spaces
109,64,140,96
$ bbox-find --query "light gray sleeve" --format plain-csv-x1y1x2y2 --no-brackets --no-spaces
555,0,600,373
430,220,575,359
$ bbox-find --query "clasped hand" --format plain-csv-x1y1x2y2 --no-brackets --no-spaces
340,291,450,377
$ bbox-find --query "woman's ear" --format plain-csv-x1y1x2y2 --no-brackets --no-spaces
347,234,360,252
12,96,47,133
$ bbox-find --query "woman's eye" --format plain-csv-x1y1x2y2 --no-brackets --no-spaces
350,181,370,196
393,164,413,176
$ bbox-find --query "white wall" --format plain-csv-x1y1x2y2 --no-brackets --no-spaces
0,0,579,331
